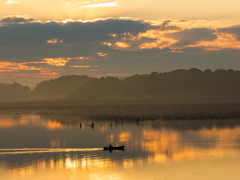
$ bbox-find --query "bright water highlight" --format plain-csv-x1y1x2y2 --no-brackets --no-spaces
0,114,240,180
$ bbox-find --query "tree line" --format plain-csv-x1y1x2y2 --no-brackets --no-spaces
1,68,240,102
71,68,240,100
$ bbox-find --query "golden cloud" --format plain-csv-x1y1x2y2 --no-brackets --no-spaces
47,39,63,45
115,42,130,48
4,0,20,4
42,56,89,66
0,62,42,71
68,65,91,68
81,1,119,8
102,42,112,46
43,58,71,66
186,32,240,50
96,52,108,57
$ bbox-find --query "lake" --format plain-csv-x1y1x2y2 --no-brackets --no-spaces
0,114,240,180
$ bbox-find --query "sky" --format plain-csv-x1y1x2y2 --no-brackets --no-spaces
0,0,240,88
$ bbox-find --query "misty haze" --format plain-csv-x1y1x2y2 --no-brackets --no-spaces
1,0,240,179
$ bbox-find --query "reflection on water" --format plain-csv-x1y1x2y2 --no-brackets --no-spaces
0,114,240,180
0,148,102,155
0,115,70,130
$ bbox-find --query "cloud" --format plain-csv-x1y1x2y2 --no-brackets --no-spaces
43,58,71,66
0,18,152,61
0,18,150,42
0,55,97,82
42,56,90,66
46,39,63,45
114,42,130,48
81,1,119,8
96,52,108,57
185,32,240,50
0,17,238,58
167,28,217,47
4,0,20,4
0,62,42,71
68,65,91,68
1,16,240,83
0,15,35,24
152,20,180,31
218,25,240,41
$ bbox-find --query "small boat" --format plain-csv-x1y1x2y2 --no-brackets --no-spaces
103,145,124,151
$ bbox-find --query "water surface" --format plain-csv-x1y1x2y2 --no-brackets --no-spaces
0,114,240,180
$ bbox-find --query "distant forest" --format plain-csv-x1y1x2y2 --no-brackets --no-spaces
1,68,240,102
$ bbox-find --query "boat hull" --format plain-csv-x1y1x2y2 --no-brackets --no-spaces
103,146,124,151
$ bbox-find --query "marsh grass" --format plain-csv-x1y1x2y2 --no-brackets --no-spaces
0,100,240,121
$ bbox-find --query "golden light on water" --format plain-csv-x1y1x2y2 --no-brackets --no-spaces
1,115,240,180
2,145,240,178
141,129,178,153
0,115,71,130
0,120,14,128
119,132,131,142
107,133,114,143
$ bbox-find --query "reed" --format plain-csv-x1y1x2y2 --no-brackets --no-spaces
0,100,240,121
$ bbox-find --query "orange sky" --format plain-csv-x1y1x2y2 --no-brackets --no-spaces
1,0,240,21
0,0,240,88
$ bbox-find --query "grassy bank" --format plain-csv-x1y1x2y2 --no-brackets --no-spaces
0,99,240,120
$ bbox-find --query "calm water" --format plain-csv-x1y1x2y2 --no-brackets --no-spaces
0,114,240,180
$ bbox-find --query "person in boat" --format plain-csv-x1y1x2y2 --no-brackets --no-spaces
109,144,112,148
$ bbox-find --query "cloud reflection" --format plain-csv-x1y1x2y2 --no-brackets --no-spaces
141,126,240,163
1,115,240,179
0,115,71,130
